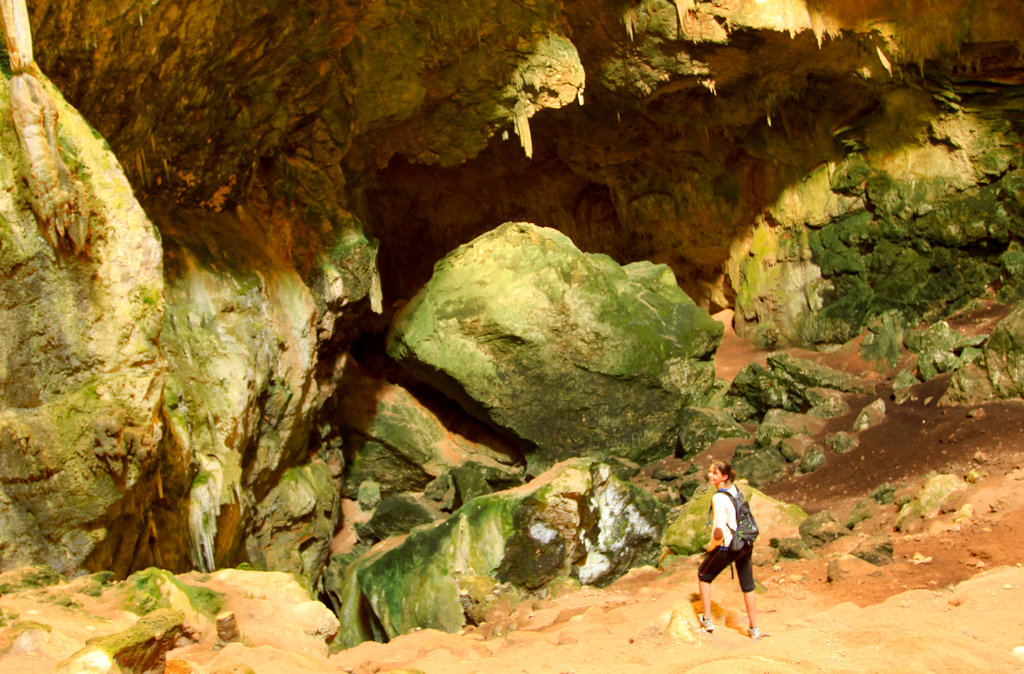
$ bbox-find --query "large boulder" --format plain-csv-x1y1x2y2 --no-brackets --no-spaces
333,362,522,499
387,222,723,472
333,458,665,647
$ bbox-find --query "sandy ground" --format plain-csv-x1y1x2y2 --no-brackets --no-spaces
3,304,1024,672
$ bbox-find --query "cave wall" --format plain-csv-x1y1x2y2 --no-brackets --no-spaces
0,0,1022,579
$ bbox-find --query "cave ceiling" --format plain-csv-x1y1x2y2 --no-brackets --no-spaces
25,0,1024,310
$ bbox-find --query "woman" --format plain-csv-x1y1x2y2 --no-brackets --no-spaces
697,460,760,639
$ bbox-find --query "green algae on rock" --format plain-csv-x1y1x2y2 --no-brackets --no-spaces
661,481,806,556
387,222,723,473
0,63,166,576
333,459,664,647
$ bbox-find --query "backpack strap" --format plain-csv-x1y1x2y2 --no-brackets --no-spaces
707,487,740,532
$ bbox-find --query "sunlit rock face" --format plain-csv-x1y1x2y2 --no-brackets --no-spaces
3,0,1023,581
0,68,169,576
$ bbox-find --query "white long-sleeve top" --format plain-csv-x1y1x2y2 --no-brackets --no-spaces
710,484,739,548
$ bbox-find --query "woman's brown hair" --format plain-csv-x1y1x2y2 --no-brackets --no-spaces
709,460,736,483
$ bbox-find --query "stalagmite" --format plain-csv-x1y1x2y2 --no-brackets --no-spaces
215,611,242,646
1,0,89,253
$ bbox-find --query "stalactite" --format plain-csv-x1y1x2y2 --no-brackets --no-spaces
512,98,533,159
1,0,89,254
876,46,893,77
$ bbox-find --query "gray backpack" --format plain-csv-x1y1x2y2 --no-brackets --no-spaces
716,488,759,551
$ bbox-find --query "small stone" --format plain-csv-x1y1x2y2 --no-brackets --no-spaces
954,503,975,524
852,399,886,432
666,607,699,644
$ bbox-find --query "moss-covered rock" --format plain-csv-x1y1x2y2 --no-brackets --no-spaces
754,409,825,448
52,608,183,674
851,534,894,566
0,65,167,576
798,446,827,473
895,473,968,531
354,493,444,543
731,444,789,488
335,459,664,647
662,481,805,555
121,568,225,624
892,370,921,404
676,407,749,459
798,511,849,548
859,310,907,369
824,431,859,456
852,399,887,431
769,537,817,560
246,461,340,588
159,214,326,572
805,387,851,418
946,302,1024,404
905,321,986,381
728,353,870,417
387,222,722,473
334,363,522,499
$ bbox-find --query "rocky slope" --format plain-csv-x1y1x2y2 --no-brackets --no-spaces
2,318,1024,672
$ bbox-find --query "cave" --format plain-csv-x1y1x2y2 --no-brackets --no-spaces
2,0,1024,666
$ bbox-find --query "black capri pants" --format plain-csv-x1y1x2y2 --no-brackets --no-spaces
697,543,755,593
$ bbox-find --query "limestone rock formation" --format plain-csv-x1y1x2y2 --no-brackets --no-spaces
944,303,1024,403
332,459,665,647
331,361,522,499
0,61,167,576
387,222,723,472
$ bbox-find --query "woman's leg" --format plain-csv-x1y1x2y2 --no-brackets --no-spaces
734,545,757,630
699,579,713,618
743,588,757,629
697,548,729,627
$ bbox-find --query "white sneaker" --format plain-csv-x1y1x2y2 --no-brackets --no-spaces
698,613,714,633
